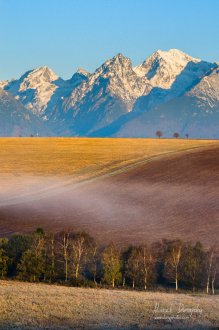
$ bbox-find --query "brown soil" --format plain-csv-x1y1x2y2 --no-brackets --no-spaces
0,146,218,247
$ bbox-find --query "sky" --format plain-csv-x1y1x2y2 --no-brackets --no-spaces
0,0,219,81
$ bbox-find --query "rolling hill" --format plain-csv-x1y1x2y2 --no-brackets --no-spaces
0,138,218,247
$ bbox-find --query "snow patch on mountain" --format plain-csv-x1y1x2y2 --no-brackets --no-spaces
64,53,152,113
134,49,201,89
0,80,9,89
187,66,219,108
4,66,59,115
76,68,90,77
0,88,50,136
132,50,214,113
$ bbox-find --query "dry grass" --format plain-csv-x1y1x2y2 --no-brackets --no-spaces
0,138,217,178
0,280,218,329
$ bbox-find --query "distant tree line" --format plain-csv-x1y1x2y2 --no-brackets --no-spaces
0,229,218,294
18,132,190,139
155,131,189,139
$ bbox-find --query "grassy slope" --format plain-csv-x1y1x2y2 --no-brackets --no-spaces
0,280,218,329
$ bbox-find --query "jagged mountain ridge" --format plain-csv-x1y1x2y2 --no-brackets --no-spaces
4,67,59,116
0,49,219,137
97,66,219,139
58,53,152,134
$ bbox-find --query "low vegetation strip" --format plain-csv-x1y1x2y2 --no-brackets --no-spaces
0,229,218,294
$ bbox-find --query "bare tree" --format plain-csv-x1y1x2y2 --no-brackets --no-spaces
163,239,182,291
121,247,131,288
89,244,98,286
45,233,56,282
70,232,93,281
185,133,189,139
139,244,154,290
206,246,215,294
127,246,140,289
173,132,180,138
156,130,163,138
211,260,217,295
56,231,71,282
210,246,219,295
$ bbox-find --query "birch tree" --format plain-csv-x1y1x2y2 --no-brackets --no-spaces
139,244,154,290
56,231,71,282
211,259,217,295
88,244,100,286
70,232,93,281
163,239,183,291
210,246,219,295
206,246,215,294
45,233,56,282
127,246,141,289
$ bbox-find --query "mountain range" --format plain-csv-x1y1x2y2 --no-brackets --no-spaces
1,49,219,138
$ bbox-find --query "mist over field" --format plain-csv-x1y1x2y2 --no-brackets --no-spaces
0,141,218,246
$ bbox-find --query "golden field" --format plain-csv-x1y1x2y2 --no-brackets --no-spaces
0,137,218,178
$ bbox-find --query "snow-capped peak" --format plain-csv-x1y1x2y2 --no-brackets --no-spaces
76,68,90,77
65,53,151,113
155,48,200,61
19,66,58,88
4,66,59,115
97,53,132,74
133,48,201,89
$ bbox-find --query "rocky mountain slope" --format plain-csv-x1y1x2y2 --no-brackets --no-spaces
105,65,219,138
58,53,152,135
134,49,204,89
0,49,219,137
0,88,49,136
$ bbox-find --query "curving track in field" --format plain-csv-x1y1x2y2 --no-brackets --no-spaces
0,145,218,246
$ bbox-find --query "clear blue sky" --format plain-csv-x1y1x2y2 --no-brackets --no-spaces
0,0,219,80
